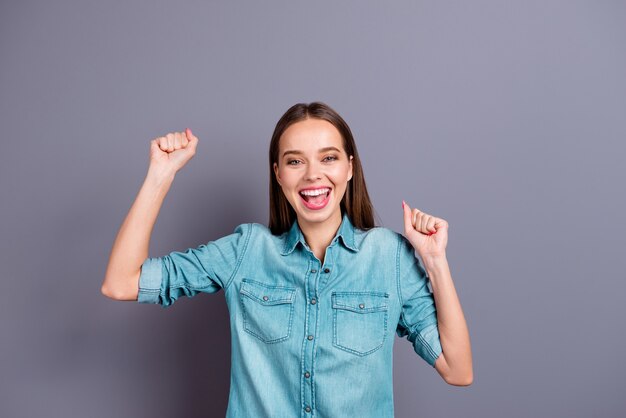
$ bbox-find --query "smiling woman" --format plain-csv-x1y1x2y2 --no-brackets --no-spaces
270,114,361,261
101,101,472,418
268,103,375,239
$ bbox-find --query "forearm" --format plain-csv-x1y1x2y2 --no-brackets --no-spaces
423,254,473,385
101,168,175,300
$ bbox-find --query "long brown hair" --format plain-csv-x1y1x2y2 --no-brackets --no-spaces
268,101,375,235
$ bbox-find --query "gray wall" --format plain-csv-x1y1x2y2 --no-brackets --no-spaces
1,1,625,417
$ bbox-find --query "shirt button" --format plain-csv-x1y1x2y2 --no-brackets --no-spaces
310,298,317,305
307,335,314,341
304,371,310,378
263,296,269,301
323,268,330,273
305,406,311,413
311,269,317,273
359,303,365,309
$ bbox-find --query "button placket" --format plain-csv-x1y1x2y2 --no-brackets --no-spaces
318,246,334,290
302,261,319,416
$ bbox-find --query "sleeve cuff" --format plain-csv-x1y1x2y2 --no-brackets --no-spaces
137,257,163,304
414,323,443,367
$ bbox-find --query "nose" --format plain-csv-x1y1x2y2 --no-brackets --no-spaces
304,160,322,181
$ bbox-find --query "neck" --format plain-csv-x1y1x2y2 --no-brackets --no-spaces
298,211,343,263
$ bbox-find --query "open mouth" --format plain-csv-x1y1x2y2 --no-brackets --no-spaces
299,187,331,210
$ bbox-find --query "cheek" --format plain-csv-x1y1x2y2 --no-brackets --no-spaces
277,168,297,190
328,165,351,184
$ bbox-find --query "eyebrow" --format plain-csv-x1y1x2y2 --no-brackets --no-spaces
282,146,342,158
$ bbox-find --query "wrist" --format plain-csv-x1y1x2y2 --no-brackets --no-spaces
146,166,176,186
421,253,448,272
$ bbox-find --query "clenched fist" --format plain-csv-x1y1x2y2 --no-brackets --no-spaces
402,200,448,260
149,128,199,176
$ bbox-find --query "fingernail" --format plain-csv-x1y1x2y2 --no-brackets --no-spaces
402,200,406,209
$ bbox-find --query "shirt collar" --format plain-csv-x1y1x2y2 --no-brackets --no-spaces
281,212,359,255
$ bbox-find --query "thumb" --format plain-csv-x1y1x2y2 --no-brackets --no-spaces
402,200,413,234
185,128,199,151
150,138,163,154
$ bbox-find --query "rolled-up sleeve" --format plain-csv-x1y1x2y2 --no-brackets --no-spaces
395,234,442,366
138,223,253,307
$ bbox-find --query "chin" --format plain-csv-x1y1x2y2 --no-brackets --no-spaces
300,210,335,223
295,201,342,226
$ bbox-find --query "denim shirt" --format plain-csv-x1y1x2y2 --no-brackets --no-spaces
138,213,442,418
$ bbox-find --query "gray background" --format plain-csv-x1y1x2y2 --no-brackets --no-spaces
1,1,625,417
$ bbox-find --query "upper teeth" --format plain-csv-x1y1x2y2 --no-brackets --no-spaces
300,188,330,196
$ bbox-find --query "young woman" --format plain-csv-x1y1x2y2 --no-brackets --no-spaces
102,102,472,417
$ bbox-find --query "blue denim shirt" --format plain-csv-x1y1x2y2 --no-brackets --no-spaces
138,212,442,418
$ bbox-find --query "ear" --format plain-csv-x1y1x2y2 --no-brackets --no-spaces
348,155,353,181
273,162,282,186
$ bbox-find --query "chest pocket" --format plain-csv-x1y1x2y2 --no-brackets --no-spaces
240,279,296,344
332,291,389,356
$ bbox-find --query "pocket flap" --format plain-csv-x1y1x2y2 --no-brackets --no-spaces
332,292,389,313
241,279,296,305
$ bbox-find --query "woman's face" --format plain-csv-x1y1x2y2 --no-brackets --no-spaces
273,118,353,229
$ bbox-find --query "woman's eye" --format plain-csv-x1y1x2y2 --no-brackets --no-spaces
287,159,301,165
323,155,338,162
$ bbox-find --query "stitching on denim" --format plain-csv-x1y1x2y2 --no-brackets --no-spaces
300,260,313,415
311,266,320,414
401,317,439,364
395,234,440,363
138,258,163,292
139,286,160,291
331,291,388,296
224,223,253,292
243,278,297,290
161,224,253,301
240,279,296,304
332,293,388,356
332,301,388,312
331,291,389,312
396,234,404,307
415,331,438,364
239,288,295,344
332,313,387,356
165,283,216,291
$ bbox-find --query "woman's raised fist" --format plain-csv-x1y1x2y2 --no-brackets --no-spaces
149,128,199,176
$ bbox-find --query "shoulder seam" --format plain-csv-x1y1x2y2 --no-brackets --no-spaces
224,223,254,291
